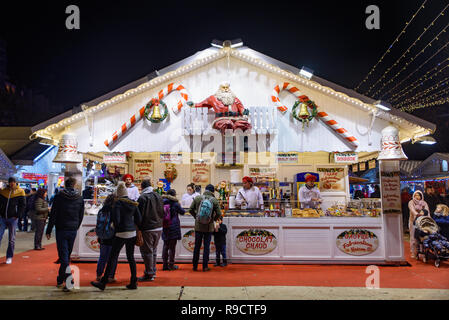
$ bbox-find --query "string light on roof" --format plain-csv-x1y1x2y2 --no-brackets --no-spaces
363,4,449,96
354,0,428,92
380,40,449,100
389,57,449,103
372,24,449,99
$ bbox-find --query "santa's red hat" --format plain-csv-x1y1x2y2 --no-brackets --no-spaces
242,176,253,184
305,174,317,183
122,174,134,182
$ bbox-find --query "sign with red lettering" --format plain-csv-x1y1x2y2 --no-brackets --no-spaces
85,228,100,252
317,167,345,192
134,159,153,180
235,229,277,255
380,171,401,214
181,230,216,253
336,229,379,256
191,162,210,184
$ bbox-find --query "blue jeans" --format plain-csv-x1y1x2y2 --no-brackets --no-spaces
55,230,77,284
96,244,117,278
215,243,227,262
0,217,18,259
192,231,212,269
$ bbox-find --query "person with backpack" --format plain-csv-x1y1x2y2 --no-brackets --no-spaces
136,179,164,282
46,177,84,291
189,184,222,272
95,193,118,282
91,182,142,290
213,216,228,267
161,189,185,271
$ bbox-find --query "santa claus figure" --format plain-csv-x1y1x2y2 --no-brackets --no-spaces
193,82,252,134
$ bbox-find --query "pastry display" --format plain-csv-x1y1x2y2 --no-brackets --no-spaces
292,208,320,218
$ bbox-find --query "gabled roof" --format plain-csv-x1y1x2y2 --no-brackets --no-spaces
30,44,436,144
410,153,449,176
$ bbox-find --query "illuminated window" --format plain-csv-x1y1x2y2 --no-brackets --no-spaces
441,160,448,172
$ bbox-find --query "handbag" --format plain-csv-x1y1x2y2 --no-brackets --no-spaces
135,229,144,247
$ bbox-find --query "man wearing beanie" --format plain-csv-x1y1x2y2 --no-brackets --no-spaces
189,184,221,272
122,174,140,201
298,174,322,209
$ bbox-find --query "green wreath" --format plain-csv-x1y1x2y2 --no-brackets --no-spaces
292,98,318,130
144,99,169,123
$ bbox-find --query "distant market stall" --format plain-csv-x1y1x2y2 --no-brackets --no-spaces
30,42,436,264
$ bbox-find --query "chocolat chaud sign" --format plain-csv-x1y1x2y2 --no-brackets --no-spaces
235,229,277,255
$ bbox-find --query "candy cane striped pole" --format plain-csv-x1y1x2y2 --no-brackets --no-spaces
316,111,359,148
104,106,146,147
271,82,302,113
271,83,359,149
104,82,192,147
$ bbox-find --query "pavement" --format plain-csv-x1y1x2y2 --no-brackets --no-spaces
0,230,448,300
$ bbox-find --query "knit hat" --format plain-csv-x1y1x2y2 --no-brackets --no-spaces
305,174,317,183
116,181,128,198
122,174,134,182
205,184,215,193
242,176,253,184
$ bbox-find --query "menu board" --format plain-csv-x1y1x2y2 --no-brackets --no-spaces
359,162,366,171
277,152,299,163
191,162,210,184
160,153,183,164
248,166,277,178
134,159,153,180
317,167,345,192
380,171,401,214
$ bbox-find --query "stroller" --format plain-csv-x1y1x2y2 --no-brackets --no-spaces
414,215,449,268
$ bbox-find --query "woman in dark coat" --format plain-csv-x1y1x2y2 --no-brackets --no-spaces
161,189,185,270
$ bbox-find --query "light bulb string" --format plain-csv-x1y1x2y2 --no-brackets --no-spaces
372,24,449,99
380,39,449,100
389,57,449,103
394,76,449,107
400,97,449,112
362,3,449,96
354,0,427,91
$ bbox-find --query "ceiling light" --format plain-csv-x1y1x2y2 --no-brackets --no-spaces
299,66,314,80
374,100,391,111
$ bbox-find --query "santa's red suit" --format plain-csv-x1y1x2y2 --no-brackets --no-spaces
193,95,252,133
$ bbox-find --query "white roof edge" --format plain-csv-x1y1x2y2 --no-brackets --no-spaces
31,45,436,138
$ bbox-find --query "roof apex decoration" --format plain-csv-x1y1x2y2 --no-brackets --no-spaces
30,44,436,144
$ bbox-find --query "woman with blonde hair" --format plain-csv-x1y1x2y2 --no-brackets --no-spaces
408,190,430,259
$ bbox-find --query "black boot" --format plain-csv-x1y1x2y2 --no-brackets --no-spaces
214,258,221,267
221,259,227,267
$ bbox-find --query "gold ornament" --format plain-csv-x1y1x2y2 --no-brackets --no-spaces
298,103,311,119
151,103,163,120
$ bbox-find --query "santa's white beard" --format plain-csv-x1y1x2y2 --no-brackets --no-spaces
215,90,236,106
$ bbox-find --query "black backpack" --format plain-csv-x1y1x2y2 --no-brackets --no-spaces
95,206,115,240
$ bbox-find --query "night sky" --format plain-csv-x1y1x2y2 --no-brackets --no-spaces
1,0,448,159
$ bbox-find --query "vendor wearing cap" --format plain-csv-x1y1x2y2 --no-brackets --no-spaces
122,174,140,201
299,174,322,209
235,176,264,210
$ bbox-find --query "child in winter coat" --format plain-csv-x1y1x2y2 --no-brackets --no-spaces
213,216,227,267
161,189,185,270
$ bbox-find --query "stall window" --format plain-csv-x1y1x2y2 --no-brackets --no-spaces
441,160,448,172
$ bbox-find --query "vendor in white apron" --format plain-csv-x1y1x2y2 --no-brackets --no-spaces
236,176,264,210
181,183,200,208
299,174,322,209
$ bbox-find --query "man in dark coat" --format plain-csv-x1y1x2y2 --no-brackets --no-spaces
424,186,443,217
0,177,26,264
46,177,84,291
137,179,164,281
162,189,185,271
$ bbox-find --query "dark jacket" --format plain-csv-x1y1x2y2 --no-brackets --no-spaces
137,189,164,231
189,190,222,233
113,197,141,233
213,223,227,245
162,194,185,241
34,197,49,221
46,188,84,234
26,193,37,213
0,186,26,219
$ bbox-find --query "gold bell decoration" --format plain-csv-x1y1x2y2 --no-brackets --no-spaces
151,103,162,121
298,102,311,119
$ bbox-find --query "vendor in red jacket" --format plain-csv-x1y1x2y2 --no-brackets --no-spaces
193,82,252,134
